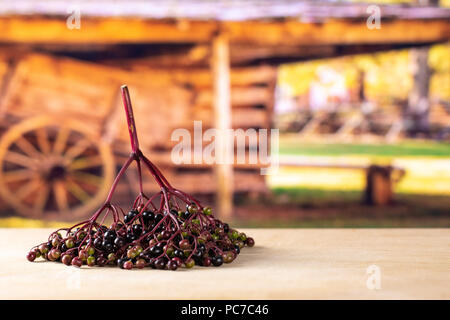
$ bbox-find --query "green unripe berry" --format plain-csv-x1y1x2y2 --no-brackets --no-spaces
87,246,95,256
76,231,86,240
166,247,175,258
65,238,75,249
185,258,195,268
203,206,212,215
39,244,49,254
51,237,60,248
107,253,116,262
135,246,143,255
33,249,41,258
187,204,198,214
87,256,96,267
127,248,138,259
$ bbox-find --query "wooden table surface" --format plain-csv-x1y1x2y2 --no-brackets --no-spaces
1,228,449,300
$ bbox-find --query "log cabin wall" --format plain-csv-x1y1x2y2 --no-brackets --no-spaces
108,54,276,202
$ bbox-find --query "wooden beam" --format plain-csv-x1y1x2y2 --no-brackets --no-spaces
225,19,450,46
211,33,233,219
0,17,216,44
0,17,448,45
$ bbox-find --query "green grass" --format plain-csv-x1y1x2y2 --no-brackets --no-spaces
279,140,450,158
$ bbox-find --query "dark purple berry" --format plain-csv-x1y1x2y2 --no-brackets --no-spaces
212,255,223,267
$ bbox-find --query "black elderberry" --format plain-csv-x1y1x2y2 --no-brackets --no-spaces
149,246,163,257
126,233,137,243
132,224,143,236
124,210,138,224
117,258,129,269
142,210,155,223
93,238,103,248
211,255,223,267
114,237,126,248
104,230,116,241
174,249,184,258
193,250,203,259
102,241,114,252
154,257,167,269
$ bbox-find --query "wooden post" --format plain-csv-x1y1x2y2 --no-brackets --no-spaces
211,32,233,218
364,165,393,206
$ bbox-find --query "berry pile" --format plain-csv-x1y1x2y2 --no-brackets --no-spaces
26,85,254,270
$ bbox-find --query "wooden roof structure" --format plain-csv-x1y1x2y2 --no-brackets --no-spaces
0,0,449,47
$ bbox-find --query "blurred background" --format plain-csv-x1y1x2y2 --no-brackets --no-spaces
0,0,448,228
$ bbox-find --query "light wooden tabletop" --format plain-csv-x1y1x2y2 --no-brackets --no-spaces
0,228,449,299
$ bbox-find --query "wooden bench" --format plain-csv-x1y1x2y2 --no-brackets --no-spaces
279,158,405,206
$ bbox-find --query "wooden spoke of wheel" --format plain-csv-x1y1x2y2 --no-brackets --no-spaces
53,126,70,155
65,178,91,203
67,155,104,171
16,179,41,200
15,136,41,158
64,138,91,161
53,180,69,211
3,151,37,168
33,183,50,215
2,168,35,183
70,171,103,188
36,127,51,154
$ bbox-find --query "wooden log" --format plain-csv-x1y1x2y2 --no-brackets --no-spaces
191,107,269,128
0,17,448,46
116,169,268,195
212,33,233,218
121,65,276,89
195,86,271,107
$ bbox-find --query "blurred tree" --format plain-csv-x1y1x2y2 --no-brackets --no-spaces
406,47,431,135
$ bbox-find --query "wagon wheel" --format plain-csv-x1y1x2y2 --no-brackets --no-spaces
0,116,114,220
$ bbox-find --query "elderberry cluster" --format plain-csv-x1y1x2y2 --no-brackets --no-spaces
27,204,254,270
26,85,255,271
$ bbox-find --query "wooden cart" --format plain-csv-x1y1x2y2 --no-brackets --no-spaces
0,53,274,220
